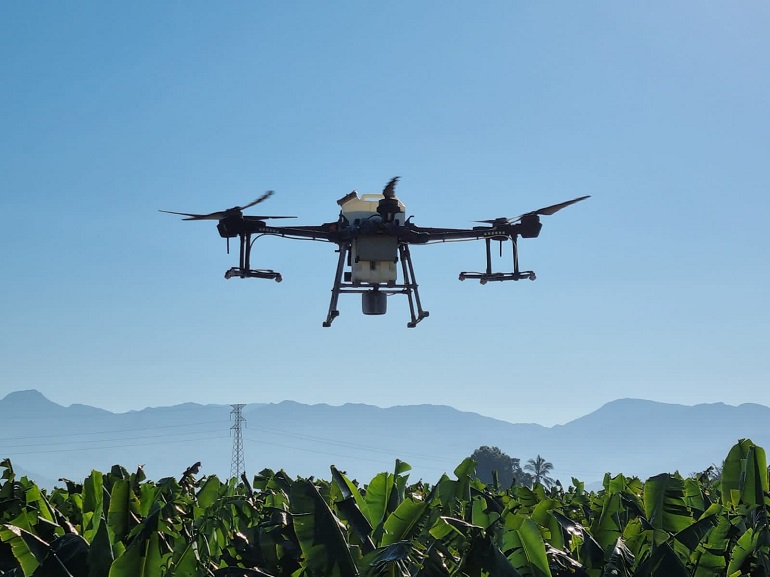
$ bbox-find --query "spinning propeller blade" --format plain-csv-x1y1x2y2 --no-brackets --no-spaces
159,191,293,220
525,195,591,217
475,195,590,224
383,176,400,198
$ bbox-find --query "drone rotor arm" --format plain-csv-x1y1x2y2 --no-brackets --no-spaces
408,225,505,242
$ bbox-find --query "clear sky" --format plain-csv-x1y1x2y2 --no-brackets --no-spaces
1,2,768,427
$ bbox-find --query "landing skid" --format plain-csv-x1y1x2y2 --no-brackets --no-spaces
223,233,282,281
459,271,535,284
225,267,282,282
459,237,536,285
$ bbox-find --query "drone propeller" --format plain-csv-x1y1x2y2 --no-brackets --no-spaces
159,191,284,220
383,176,400,198
475,195,590,225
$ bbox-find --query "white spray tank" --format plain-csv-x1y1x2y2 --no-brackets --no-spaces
338,192,406,284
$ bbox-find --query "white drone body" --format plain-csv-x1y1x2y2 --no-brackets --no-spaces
339,192,406,285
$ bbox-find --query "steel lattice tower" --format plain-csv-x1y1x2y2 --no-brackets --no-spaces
230,404,246,479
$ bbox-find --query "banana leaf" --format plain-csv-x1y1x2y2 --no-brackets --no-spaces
82,471,104,544
600,537,634,577
365,472,394,539
381,496,430,546
88,519,115,577
642,474,692,539
727,525,770,576
722,439,768,508
0,524,47,576
107,479,131,543
551,510,604,569
361,541,411,577
331,467,375,553
108,532,162,577
36,533,89,577
502,517,552,577
690,514,731,577
290,480,357,577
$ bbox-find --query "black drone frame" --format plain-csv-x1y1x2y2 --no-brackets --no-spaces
160,181,588,327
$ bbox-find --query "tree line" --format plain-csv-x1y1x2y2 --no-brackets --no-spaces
470,445,555,489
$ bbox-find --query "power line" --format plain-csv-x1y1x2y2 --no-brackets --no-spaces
246,422,458,463
0,420,224,442
2,434,230,456
243,435,459,477
244,436,397,465
1,427,223,449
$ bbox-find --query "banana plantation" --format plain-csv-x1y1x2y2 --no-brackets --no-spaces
1,439,769,577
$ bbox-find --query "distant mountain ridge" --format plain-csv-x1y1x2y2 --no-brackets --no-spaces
1,390,766,488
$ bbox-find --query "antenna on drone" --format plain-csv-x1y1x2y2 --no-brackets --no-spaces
230,404,246,479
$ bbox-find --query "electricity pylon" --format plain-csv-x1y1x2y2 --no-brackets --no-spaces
230,404,246,479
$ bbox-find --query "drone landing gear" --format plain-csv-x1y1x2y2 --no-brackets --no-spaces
399,244,430,328
459,237,536,285
224,234,282,282
225,268,282,281
323,243,429,328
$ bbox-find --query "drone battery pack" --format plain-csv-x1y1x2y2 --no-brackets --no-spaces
351,237,398,283
351,260,397,283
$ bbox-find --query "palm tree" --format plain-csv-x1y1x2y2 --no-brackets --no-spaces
525,455,555,488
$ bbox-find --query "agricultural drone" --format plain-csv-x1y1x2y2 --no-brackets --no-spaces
160,178,589,327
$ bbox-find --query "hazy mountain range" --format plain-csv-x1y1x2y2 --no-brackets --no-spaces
1,390,766,488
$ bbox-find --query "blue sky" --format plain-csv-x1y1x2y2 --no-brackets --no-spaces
1,1,768,427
